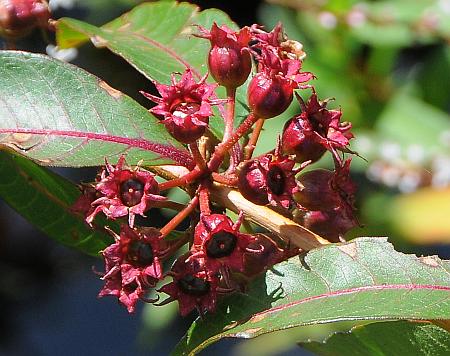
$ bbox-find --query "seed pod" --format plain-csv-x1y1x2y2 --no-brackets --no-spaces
0,0,50,39
247,72,293,119
204,23,252,89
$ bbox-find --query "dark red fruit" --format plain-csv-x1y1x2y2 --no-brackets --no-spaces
297,209,357,243
203,23,252,89
295,169,338,211
282,115,327,163
126,240,154,267
247,72,293,119
177,275,211,297
0,0,50,39
237,159,269,206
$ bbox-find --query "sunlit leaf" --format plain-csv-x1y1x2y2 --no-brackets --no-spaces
301,321,450,356
0,51,192,168
173,237,450,355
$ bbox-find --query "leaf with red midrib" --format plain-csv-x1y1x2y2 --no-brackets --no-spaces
173,237,450,355
0,51,193,168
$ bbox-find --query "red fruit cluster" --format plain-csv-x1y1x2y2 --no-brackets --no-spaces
73,21,358,315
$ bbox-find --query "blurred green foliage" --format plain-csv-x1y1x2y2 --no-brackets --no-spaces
250,1,450,354
256,0,450,250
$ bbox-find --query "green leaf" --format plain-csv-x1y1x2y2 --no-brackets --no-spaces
56,1,249,139
173,237,450,355
0,149,112,256
300,321,450,356
0,51,192,168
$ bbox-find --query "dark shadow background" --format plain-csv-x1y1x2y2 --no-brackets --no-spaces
2,0,449,355
0,1,301,356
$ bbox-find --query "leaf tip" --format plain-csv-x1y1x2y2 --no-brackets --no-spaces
98,80,123,99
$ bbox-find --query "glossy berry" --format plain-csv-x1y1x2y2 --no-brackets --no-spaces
198,23,252,89
192,214,256,272
98,225,163,313
237,159,269,206
237,152,301,209
159,255,219,316
142,69,219,143
248,72,293,119
282,93,353,162
0,0,50,39
296,209,357,243
86,156,165,228
282,115,327,163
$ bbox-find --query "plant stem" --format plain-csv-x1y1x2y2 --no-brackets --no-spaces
198,186,211,215
158,167,203,191
223,86,236,142
189,142,207,171
212,172,238,186
244,118,265,160
208,113,259,172
160,196,199,237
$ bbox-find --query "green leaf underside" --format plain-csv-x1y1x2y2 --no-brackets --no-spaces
174,237,450,355
0,149,112,255
0,51,192,168
301,321,450,356
56,1,249,139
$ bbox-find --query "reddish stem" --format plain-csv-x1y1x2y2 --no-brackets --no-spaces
212,172,238,186
223,86,236,142
158,167,203,191
244,118,265,160
189,142,207,171
198,186,211,215
160,196,199,237
208,113,259,172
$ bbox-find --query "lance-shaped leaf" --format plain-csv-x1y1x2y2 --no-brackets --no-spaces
0,51,193,168
0,149,112,256
173,237,450,355
300,321,450,356
56,1,250,138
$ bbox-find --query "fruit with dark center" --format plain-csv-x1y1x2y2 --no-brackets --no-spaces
126,240,154,267
119,178,145,207
177,275,211,297
206,231,238,258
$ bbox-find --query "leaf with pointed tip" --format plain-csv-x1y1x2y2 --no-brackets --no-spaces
300,321,450,356
173,237,450,355
56,1,250,139
0,149,112,256
0,51,193,168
